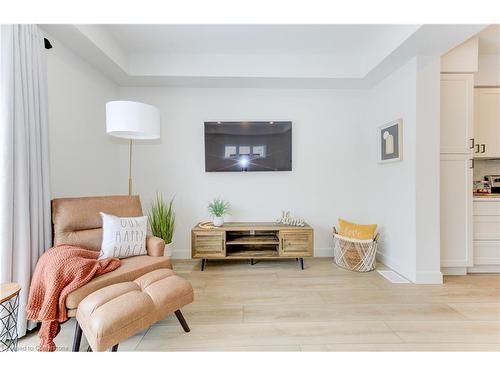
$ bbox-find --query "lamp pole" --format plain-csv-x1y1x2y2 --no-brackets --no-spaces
128,139,133,195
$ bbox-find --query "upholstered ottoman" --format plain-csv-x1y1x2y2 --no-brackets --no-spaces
73,268,194,352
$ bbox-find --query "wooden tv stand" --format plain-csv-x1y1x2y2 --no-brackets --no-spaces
191,222,313,270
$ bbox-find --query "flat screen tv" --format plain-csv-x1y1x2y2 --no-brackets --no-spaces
204,121,292,172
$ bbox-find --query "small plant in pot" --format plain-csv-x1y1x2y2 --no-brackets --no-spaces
208,198,230,227
148,193,175,256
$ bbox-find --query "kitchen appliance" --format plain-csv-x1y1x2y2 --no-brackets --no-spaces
474,180,491,194
486,175,500,194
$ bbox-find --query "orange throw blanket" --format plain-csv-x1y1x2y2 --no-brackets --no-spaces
26,245,120,351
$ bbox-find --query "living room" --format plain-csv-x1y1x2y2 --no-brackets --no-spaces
1,1,499,374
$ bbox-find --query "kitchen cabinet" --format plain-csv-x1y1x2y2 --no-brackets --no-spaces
474,88,500,158
440,154,474,269
440,74,474,274
440,74,474,154
472,200,500,268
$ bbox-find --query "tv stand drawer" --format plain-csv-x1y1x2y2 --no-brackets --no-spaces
280,230,313,256
192,231,225,258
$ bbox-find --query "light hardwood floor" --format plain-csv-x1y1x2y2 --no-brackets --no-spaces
18,258,500,351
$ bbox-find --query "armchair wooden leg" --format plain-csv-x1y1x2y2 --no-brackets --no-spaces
174,310,190,332
72,321,83,352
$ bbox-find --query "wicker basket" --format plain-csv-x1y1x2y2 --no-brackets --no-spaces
332,227,378,272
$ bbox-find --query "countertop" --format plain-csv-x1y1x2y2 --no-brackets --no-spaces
473,196,500,202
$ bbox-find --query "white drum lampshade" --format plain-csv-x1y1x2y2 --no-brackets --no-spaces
105,100,161,195
106,101,160,139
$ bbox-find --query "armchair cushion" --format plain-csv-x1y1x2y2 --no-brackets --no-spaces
65,254,171,314
146,236,166,257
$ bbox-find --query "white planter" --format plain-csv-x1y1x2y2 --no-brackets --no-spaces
213,216,224,227
164,242,174,257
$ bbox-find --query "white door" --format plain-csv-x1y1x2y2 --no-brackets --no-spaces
440,74,474,154
440,154,473,267
474,88,500,158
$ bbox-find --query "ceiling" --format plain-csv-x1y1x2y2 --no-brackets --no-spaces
40,24,488,88
103,24,405,55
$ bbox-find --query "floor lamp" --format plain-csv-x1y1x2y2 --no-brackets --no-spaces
106,101,161,195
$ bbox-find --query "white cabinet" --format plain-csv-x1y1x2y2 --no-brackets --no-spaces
474,88,500,158
440,154,474,268
473,200,500,266
440,74,474,154
440,74,474,273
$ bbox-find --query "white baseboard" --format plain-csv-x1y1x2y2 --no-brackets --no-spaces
415,271,443,284
312,247,333,257
441,267,468,275
376,251,415,283
467,264,500,273
171,248,191,259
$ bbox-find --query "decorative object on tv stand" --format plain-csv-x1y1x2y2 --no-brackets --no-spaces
377,119,402,163
276,211,305,226
106,101,161,195
148,193,175,257
207,198,230,227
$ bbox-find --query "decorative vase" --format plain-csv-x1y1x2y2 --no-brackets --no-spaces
164,242,174,257
213,216,224,227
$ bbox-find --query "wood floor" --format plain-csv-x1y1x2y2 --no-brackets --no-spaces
18,258,500,351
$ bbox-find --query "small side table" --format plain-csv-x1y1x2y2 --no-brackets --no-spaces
0,283,21,352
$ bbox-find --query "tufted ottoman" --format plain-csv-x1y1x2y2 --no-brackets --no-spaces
73,268,194,352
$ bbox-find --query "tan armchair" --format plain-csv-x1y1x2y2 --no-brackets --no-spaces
51,195,172,317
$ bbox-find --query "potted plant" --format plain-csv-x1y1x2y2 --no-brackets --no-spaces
208,198,230,227
148,193,175,256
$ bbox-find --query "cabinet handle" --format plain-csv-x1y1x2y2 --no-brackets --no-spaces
475,144,480,153
481,144,486,153
470,138,475,149
470,158,474,169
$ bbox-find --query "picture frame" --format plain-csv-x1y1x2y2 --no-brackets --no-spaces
377,119,403,163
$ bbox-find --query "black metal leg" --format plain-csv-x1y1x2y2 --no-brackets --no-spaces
299,258,304,270
174,310,190,332
201,258,205,271
250,258,255,265
72,321,83,352
110,344,119,352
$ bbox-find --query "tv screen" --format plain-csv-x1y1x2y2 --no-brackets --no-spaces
204,121,292,172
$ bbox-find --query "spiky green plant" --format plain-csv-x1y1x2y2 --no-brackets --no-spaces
148,193,175,244
208,198,230,217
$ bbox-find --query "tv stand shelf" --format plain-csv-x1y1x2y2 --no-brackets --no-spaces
191,222,313,270
226,235,279,245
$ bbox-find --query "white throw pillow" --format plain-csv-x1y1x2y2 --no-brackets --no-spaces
99,212,148,259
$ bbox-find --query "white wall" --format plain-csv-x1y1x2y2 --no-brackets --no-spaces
414,56,441,283
363,56,442,283
117,87,370,258
44,33,121,198
363,58,418,281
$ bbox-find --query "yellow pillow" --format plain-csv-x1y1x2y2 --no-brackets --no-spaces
338,218,377,240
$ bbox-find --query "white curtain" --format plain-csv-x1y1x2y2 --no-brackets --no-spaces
0,25,52,337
